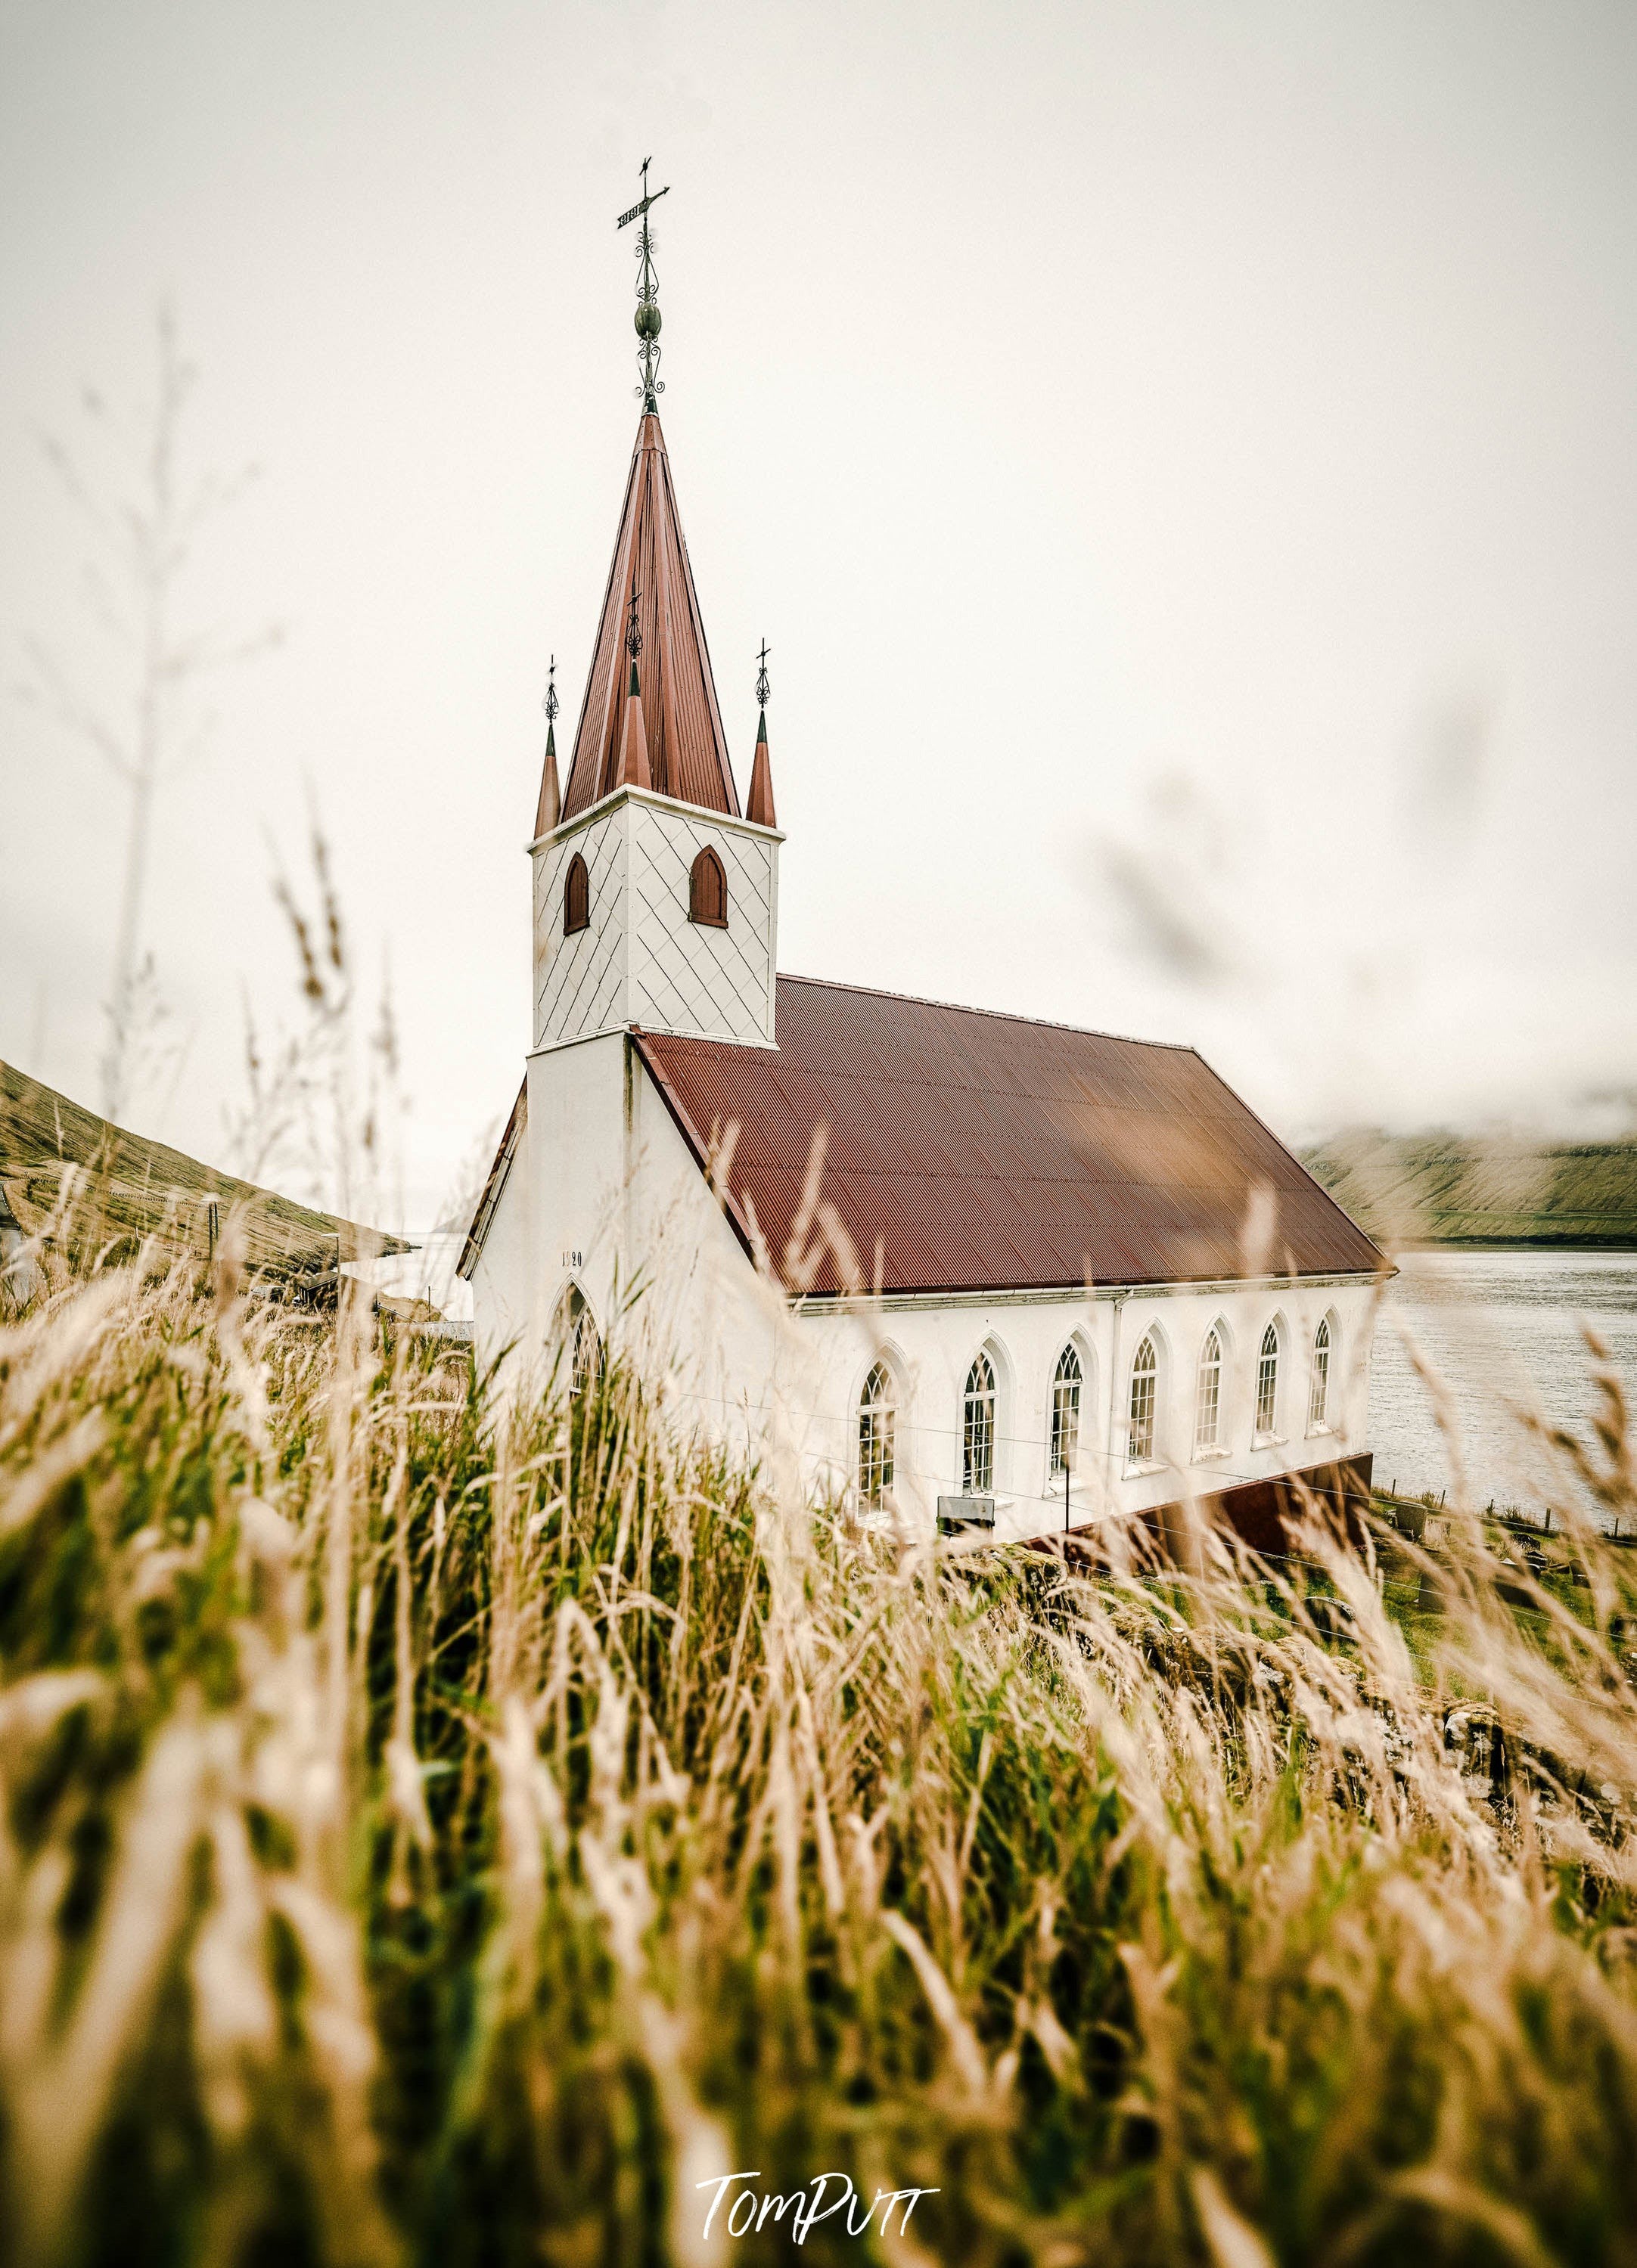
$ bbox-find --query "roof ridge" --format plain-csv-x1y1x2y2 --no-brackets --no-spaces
774,971,1199,1053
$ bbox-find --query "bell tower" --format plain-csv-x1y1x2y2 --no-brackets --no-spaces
529,172,780,1056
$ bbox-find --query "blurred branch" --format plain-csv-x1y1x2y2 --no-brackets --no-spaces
17,303,282,1125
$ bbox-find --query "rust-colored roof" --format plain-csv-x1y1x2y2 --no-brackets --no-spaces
553,414,740,827
634,978,1383,1297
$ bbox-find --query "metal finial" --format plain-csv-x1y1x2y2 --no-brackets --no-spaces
542,653,559,727
617,157,670,412
754,641,771,713
625,590,643,666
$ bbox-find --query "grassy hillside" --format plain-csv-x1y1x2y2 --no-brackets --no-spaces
2,1253,1636,2263
0,1056,410,1273
1303,1128,1637,1249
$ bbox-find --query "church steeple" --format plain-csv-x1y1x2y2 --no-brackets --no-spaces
529,168,781,1058
537,166,744,834
745,640,777,830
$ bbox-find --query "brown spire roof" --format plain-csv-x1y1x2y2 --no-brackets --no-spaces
533,718,561,839
745,709,777,830
551,414,741,827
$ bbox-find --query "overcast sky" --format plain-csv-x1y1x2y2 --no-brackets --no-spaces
2,0,1635,1235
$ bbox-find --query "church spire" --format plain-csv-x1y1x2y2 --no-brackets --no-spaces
746,640,777,830
539,166,747,830
534,655,561,838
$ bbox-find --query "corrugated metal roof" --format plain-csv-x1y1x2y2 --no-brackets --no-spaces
635,977,1384,1297
554,414,740,825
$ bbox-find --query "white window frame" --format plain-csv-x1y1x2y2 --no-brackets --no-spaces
858,1360,896,1504
1050,1342,1083,1478
1126,1333,1160,1469
1193,1326,1225,1459
1254,1321,1281,1444
962,1352,996,1494
1307,1317,1333,1434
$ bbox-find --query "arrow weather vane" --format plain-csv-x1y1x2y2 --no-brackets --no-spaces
755,641,771,713
542,653,558,727
617,157,670,411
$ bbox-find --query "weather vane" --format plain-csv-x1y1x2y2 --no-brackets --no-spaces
755,640,771,713
626,588,643,667
542,653,558,727
617,157,670,411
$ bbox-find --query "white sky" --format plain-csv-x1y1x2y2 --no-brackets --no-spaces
2,0,1635,1237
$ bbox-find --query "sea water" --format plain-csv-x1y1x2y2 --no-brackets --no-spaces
1367,1250,1637,1525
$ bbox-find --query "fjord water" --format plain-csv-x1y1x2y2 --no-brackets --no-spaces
1367,1250,1637,1524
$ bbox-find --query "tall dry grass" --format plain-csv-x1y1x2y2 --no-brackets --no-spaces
1,1246,1635,2266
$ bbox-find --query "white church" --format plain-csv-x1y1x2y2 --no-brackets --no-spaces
460,183,1384,1552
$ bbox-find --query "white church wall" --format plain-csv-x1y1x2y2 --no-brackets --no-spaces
467,1132,531,1379
523,1029,634,1362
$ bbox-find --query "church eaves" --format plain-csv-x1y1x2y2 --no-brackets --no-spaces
551,414,741,828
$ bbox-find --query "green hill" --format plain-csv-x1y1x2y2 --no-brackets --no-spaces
1301,1130,1637,1249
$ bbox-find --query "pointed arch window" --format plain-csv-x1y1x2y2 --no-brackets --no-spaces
1128,1333,1158,1464
556,1284,602,1396
688,845,728,928
571,1306,603,1395
1255,1323,1281,1438
563,852,589,935
1308,1317,1332,1429
858,1360,895,1504
1194,1327,1223,1456
962,1353,996,1494
1050,1342,1083,1476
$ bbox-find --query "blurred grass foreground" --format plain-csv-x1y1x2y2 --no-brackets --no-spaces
3,1239,1637,2268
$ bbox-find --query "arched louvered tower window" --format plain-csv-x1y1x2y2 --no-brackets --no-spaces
1128,1333,1158,1464
1194,1327,1223,1455
858,1360,895,1504
962,1353,996,1494
563,852,589,935
688,845,727,928
1309,1317,1332,1429
1050,1342,1082,1476
1256,1323,1281,1438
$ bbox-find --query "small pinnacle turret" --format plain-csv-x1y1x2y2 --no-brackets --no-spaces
746,640,777,830
613,588,652,790
535,654,561,837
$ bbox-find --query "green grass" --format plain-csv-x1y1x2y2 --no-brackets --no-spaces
3,1255,1637,2266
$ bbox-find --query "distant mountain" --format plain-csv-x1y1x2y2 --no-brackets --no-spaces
1300,1131,1637,1250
